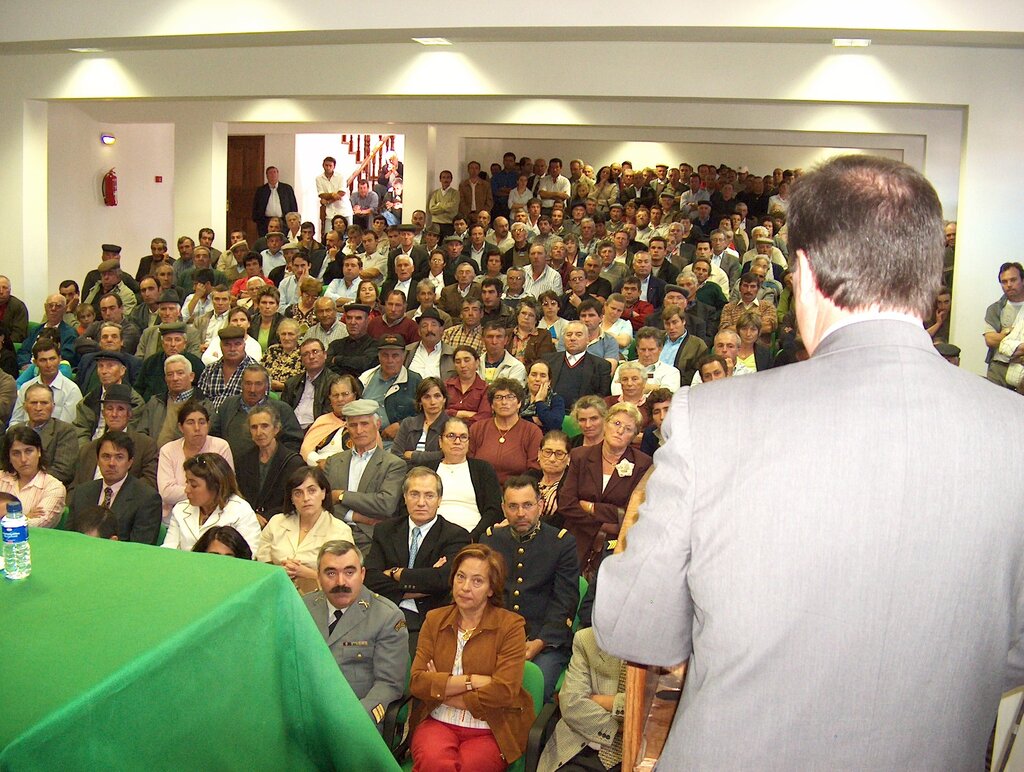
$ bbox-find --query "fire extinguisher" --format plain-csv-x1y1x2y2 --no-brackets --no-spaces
102,168,118,207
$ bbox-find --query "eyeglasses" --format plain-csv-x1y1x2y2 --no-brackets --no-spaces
443,433,469,443
608,419,635,431
539,449,567,459
492,394,519,403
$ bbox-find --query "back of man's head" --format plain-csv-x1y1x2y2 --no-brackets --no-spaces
788,155,943,318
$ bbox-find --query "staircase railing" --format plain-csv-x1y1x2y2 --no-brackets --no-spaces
320,134,398,237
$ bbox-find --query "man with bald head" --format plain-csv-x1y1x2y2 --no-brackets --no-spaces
303,296,348,349
17,294,75,368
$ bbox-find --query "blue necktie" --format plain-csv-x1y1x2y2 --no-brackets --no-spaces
408,526,422,568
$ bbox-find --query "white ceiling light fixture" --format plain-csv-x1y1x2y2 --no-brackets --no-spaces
832,38,871,48
68,47,105,53
412,37,452,46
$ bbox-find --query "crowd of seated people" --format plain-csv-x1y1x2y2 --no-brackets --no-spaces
0,152,976,770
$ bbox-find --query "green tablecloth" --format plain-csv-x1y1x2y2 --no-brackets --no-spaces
1,529,399,771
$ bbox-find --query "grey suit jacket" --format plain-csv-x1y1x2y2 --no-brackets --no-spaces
28,418,79,486
324,446,406,521
71,430,159,490
537,627,625,772
301,586,408,726
594,319,1024,769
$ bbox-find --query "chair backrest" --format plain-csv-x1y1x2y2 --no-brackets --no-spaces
522,660,544,715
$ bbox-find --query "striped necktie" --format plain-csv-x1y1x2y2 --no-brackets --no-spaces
408,526,422,568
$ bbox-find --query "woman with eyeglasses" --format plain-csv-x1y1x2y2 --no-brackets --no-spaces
418,416,502,540
559,402,652,579
157,400,234,522
300,374,363,465
163,452,259,553
529,430,572,528
507,298,555,372
469,378,542,486
392,377,449,467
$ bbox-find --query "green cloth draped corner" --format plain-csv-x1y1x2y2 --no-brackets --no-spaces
0,529,399,771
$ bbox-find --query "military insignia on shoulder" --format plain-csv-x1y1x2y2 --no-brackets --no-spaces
372,703,385,724
395,619,407,631
485,527,493,536
566,618,573,627
557,529,567,539
358,599,370,609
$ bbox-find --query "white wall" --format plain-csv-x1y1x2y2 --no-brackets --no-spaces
47,103,174,285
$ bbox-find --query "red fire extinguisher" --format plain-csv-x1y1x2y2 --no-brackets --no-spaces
102,168,118,207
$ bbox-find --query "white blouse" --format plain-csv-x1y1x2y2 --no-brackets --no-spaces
162,494,260,553
255,510,354,570
435,461,481,533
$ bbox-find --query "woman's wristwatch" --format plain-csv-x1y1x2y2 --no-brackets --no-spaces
464,675,473,691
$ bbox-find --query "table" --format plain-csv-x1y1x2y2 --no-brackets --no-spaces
1,529,400,771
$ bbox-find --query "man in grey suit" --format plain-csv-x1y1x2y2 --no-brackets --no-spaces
302,540,408,730
595,155,1024,769
324,399,407,553
14,383,79,486
210,365,303,459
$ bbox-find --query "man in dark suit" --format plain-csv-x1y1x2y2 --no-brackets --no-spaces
364,466,472,655
630,251,667,310
302,540,408,730
251,166,298,237
323,399,407,553
595,155,1024,769
280,338,338,431
68,431,162,544
544,320,612,409
387,224,430,280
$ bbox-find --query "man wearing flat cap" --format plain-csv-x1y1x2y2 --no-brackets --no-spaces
83,256,138,316
73,350,146,444
134,322,205,403
83,243,141,300
135,291,202,360
326,304,380,380
221,239,251,284
359,334,421,445
70,383,158,490
323,398,407,554
196,324,257,411
387,223,430,280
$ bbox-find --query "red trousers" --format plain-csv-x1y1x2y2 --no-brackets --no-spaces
411,717,506,772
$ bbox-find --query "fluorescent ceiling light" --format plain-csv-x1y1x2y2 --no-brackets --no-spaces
412,37,452,46
832,38,871,48
68,47,105,53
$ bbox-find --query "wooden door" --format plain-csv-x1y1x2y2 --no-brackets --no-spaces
227,135,265,246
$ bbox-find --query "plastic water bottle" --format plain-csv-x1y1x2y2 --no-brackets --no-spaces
2,501,31,580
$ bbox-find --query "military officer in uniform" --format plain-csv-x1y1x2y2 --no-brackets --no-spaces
481,474,580,701
302,539,409,730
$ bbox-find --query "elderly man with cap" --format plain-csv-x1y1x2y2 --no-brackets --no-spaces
210,362,302,458
404,308,455,381
195,324,258,411
73,350,146,444
281,338,338,431
302,539,409,731
137,354,214,448
326,303,380,379
83,257,139,316
220,239,250,284
323,398,407,553
359,334,422,445
261,230,287,275
135,290,203,359
17,294,76,369
70,383,158,489
76,320,142,394
135,322,206,403
82,244,141,300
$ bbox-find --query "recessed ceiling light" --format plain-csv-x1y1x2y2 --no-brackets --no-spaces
68,47,104,53
832,38,871,48
412,37,452,46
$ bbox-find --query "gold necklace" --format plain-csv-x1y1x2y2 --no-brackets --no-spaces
495,418,517,443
